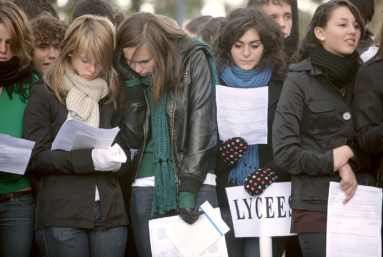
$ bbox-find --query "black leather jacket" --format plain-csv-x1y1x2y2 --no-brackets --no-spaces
121,46,218,195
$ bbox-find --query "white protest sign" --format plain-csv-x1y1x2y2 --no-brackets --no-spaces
226,182,296,237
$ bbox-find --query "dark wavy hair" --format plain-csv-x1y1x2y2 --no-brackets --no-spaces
292,0,365,63
213,8,287,77
30,12,69,46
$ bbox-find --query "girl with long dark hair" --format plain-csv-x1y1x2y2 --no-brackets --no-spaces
272,1,376,256
113,12,220,257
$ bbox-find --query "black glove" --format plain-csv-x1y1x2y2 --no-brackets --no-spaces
219,137,248,165
113,46,140,81
179,204,205,224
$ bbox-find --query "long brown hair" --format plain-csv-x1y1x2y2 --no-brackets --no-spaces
292,0,365,63
213,8,287,77
116,12,193,103
43,15,120,105
0,1,34,71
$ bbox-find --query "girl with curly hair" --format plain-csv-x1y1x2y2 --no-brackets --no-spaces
213,7,290,257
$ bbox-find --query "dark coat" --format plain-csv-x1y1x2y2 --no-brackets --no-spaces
215,75,291,209
355,59,383,186
23,83,130,230
120,46,217,195
272,57,376,212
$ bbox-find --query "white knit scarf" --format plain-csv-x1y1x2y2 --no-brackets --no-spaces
63,69,109,128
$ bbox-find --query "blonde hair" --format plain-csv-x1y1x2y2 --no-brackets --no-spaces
0,1,34,71
44,15,120,105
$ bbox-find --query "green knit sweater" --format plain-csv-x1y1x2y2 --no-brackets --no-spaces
0,72,39,194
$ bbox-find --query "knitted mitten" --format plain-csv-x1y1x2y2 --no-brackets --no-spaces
244,168,278,196
219,137,248,165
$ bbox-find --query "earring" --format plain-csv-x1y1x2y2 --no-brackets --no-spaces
322,38,325,41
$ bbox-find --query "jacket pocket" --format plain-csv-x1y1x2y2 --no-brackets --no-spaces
306,100,338,135
301,176,340,202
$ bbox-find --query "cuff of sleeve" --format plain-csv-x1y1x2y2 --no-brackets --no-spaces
179,191,196,208
124,79,141,88
71,149,94,174
323,150,336,175
178,175,203,195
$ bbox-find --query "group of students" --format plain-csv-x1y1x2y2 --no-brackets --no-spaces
0,0,381,257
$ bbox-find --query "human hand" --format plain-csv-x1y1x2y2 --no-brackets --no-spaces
338,163,358,204
333,145,354,171
179,204,205,224
113,46,140,81
92,143,127,172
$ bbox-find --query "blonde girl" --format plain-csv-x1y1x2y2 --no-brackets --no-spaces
24,15,129,257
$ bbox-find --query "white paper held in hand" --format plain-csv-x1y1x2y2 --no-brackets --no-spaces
326,182,382,257
148,208,228,257
167,201,230,257
51,118,120,151
0,133,35,175
216,85,268,145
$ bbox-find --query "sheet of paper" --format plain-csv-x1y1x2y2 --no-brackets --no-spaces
149,208,228,257
71,133,114,150
226,182,296,237
0,133,35,175
168,202,230,257
327,182,382,257
51,118,119,151
216,85,268,145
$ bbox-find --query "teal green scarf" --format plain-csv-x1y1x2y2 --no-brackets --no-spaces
141,37,219,216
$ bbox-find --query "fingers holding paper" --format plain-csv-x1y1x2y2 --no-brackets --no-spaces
338,163,358,205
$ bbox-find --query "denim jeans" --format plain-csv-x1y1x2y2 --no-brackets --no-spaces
0,193,35,257
298,233,326,257
35,203,127,257
221,210,288,257
130,184,218,257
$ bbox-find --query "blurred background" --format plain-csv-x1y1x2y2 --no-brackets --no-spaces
51,0,383,39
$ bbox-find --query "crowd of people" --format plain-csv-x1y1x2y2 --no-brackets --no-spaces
0,0,380,256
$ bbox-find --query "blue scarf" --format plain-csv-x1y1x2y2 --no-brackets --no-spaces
220,64,272,185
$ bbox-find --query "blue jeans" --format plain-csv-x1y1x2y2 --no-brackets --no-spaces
0,193,35,257
35,203,127,257
298,233,326,257
131,184,218,257
221,210,287,257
